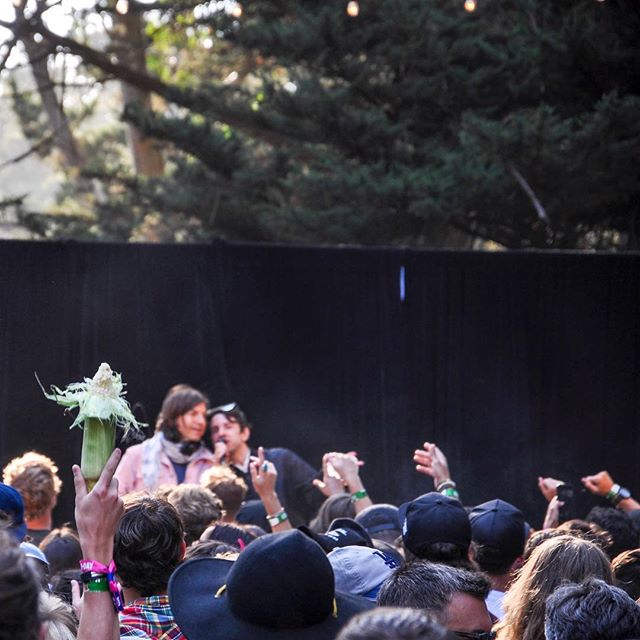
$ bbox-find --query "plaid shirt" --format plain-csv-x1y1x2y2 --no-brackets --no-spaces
119,595,184,640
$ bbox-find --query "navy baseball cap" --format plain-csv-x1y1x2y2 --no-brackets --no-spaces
469,499,525,563
0,483,27,542
399,492,471,557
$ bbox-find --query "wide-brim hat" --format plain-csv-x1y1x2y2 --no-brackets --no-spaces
169,530,373,640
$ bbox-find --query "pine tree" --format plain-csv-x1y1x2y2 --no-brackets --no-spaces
2,0,639,248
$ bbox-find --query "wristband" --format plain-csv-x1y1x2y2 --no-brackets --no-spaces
79,559,124,611
267,509,289,528
606,484,621,503
86,575,109,592
442,487,460,499
436,479,456,492
350,489,368,502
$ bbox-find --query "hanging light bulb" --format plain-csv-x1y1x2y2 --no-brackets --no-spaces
346,1,359,17
231,2,243,17
464,0,476,11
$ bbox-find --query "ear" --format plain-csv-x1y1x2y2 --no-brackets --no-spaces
240,426,251,443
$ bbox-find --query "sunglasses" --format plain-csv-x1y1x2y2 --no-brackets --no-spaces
454,632,496,640
209,402,239,414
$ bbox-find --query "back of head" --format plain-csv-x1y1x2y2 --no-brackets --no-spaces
114,495,184,596
3,452,62,521
469,499,525,575
337,607,453,640
0,530,41,640
399,493,471,563
40,526,82,577
39,591,77,640
200,466,247,520
586,506,639,558
167,484,223,545
499,535,613,640
612,548,640,600
355,503,402,544
377,560,490,619
556,519,613,554
310,493,356,533
544,577,640,640
201,522,259,549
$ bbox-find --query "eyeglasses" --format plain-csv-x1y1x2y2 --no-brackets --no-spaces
454,632,496,640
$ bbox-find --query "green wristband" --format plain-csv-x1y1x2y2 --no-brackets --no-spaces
86,576,109,592
351,489,368,502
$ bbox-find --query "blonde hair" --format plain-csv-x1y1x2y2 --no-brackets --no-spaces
39,592,77,640
3,452,62,520
496,534,612,640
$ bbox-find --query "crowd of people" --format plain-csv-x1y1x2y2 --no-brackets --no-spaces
2,383,640,640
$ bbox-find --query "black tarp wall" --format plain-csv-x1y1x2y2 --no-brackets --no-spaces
1,240,639,526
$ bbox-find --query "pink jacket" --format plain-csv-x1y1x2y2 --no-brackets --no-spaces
115,435,216,495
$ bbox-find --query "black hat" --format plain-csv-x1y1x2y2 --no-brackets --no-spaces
469,499,525,562
299,517,374,553
169,530,373,640
399,492,471,557
355,503,402,538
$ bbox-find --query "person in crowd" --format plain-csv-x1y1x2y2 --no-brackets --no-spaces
377,561,493,638
72,452,185,640
355,503,402,545
166,483,223,545
612,548,640,600
399,492,475,569
209,403,327,525
168,528,373,639
200,521,262,549
3,451,62,545
39,590,78,640
20,541,50,589
581,469,640,513
584,506,639,559
0,482,28,541
556,519,613,553
115,384,216,494
0,529,44,640
183,540,239,560
328,544,401,601
40,526,83,576
336,607,454,640
199,465,247,522
544,577,640,640
469,499,525,620
495,535,613,640
309,493,357,532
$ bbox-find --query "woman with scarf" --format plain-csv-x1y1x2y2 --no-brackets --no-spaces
115,384,217,495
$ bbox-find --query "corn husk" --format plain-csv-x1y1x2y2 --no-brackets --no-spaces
38,362,145,489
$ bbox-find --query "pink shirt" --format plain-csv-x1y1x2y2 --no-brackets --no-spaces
115,436,216,495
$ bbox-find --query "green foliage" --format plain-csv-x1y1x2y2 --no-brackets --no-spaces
9,0,640,248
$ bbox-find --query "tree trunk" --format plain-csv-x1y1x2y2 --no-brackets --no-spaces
22,38,84,168
111,8,165,176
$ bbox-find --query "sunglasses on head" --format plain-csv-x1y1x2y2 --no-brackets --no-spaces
210,402,239,414
454,632,496,640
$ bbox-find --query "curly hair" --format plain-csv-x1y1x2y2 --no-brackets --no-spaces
167,484,223,545
3,452,62,520
114,496,184,596
200,466,247,520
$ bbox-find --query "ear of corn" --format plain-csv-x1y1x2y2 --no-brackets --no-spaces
38,363,145,489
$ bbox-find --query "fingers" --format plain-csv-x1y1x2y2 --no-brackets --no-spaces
257,446,265,466
72,464,87,502
92,448,122,495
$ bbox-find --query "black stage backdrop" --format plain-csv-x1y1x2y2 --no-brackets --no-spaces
1,240,639,527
